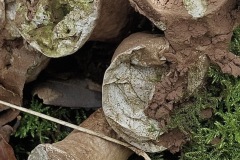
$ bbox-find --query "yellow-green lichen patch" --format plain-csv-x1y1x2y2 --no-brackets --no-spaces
28,25,54,50
15,0,97,57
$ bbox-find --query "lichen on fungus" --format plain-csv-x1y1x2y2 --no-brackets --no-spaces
15,0,96,57
183,0,207,18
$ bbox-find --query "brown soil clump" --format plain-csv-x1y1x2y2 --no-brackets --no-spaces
156,129,188,153
145,51,208,126
200,108,213,119
134,0,240,118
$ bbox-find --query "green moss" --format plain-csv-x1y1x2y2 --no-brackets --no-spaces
148,123,160,133
15,98,87,143
162,66,220,133
12,98,88,159
181,69,240,160
230,26,240,56
149,24,240,160
162,26,240,160
160,64,240,159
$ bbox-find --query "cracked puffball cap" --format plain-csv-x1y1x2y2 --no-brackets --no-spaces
15,0,99,58
102,32,170,152
102,32,210,152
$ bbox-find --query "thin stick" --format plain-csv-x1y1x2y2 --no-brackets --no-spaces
0,100,151,160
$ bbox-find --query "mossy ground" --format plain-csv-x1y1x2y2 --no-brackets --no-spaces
142,26,240,159
155,26,240,160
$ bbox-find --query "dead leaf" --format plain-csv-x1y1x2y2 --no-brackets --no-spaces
0,135,16,160
33,78,102,108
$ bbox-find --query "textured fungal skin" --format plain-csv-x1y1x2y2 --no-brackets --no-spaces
15,0,98,57
103,33,171,152
15,0,131,57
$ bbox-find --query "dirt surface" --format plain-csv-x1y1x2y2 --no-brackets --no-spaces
156,129,188,153
131,0,240,152
200,108,213,119
145,51,210,155
145,51,208,126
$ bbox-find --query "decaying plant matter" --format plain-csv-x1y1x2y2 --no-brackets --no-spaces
32,79,102,108
0,122,19,160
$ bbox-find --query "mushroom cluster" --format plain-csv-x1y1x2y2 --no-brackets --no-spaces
1,0,240,159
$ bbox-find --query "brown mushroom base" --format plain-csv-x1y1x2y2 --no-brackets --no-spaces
28,109,133,160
